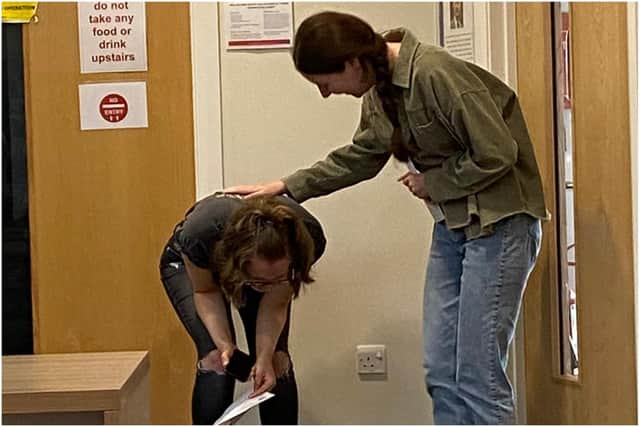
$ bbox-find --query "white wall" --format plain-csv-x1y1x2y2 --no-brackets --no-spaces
218,2,437,424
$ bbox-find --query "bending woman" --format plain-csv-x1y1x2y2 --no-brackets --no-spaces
159,193,326,424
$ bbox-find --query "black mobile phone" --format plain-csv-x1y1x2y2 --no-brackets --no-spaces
225,349,254,382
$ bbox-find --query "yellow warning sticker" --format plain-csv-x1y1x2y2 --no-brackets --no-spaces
2,2,38,23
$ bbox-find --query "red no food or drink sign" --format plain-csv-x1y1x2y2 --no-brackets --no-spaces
99,93,128,122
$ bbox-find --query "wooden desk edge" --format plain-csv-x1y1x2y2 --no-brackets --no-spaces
2,351,150,415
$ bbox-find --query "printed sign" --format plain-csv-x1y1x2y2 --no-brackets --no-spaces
440,2,475,62
99,94,128,123
77,2,147,73
2,2,37,23
223,2,293,50
79,82,148,130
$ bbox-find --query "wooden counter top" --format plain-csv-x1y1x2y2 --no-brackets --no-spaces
2,351,149,415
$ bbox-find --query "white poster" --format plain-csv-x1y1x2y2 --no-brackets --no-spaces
440,2,474,62
78,81,148,130
223,2,293,50
77,1,147,73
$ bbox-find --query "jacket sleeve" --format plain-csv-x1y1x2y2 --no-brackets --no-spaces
282,104,392,203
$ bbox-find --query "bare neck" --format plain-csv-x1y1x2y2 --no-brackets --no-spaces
386,42,401,72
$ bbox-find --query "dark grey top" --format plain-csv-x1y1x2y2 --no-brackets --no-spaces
164,193,326,269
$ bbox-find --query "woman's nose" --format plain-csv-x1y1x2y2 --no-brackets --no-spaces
318,85,331,98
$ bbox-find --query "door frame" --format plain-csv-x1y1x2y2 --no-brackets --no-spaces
190,2,224,198
630,3,639,420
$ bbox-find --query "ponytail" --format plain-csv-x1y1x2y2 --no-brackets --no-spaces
369,33,413,162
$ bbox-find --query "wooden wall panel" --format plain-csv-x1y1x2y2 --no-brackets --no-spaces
22,3,196,423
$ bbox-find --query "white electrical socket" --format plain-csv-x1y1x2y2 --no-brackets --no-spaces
356,344,387,374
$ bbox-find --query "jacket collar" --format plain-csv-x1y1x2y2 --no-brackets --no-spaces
381,28,420,89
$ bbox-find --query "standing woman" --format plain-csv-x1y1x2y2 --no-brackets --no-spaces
159,193,326,424
226,11,548,425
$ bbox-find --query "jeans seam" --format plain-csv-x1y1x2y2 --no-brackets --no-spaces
160,267,217,359
455,290,461,385
490,218,510,424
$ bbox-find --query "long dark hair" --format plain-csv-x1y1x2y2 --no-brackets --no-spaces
212,196,316,307
293,11,412,161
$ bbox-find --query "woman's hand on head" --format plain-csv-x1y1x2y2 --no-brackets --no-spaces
249,357,276,398
223,180,287,199
398,171,430,200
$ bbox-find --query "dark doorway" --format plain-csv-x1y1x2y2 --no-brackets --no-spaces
3,22,33,355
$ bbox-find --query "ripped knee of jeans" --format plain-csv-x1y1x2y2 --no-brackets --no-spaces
273,351,292,378
197,349,223,374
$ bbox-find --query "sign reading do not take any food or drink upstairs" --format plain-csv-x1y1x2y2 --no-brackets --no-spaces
77,1,147,73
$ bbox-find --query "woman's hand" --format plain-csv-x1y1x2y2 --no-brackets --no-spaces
398,171,430,200
200,346,236,374
223,180,287,199
219,345,236,370
249,357,276,398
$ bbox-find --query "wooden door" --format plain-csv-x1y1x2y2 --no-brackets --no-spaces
517,3,636,424
22,3,196,423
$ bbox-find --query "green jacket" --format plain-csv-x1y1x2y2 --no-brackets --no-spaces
283,28,549,239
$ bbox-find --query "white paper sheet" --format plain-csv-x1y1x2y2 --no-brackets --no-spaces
214,390,275,425
407,159,444,221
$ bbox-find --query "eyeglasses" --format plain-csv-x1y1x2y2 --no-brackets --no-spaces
241,270,295,293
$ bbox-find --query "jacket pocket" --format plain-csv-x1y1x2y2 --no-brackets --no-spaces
407,109,460,161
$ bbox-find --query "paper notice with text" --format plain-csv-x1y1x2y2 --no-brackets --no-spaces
223,2,293,50
441,2,474,62
77,1,148,73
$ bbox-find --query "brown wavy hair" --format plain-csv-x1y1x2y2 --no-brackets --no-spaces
212,196,316,307
293,11,413,161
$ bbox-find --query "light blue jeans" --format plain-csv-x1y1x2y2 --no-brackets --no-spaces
423,213,542,424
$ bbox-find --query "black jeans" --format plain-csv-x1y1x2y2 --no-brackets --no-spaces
159,246,298,425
